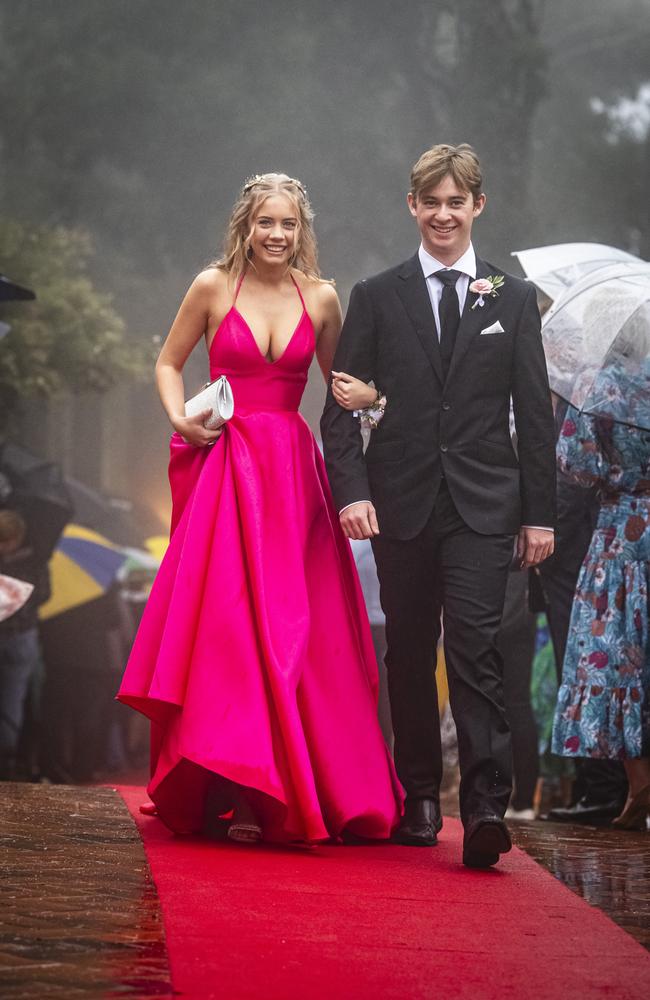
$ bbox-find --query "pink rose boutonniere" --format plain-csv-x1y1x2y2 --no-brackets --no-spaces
469,274,505,309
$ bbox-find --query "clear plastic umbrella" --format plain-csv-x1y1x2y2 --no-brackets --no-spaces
511,243,642,300
541,262,650,430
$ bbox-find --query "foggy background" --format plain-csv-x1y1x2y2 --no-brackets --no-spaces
1,0,649,534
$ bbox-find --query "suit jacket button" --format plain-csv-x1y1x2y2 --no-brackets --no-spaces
442,402,451,411
440,444,448,452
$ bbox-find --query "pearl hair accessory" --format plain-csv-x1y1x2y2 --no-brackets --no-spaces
242,174,307,198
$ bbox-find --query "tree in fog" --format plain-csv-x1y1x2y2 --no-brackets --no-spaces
0,0,647,502
0,220,150,430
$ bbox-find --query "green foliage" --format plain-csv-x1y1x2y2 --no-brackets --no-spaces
0,219,152,424
0,0,552,292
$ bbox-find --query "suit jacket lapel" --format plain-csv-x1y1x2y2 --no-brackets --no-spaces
445,256,493,386
396,254,444,385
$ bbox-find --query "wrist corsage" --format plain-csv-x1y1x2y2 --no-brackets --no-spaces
354,388,387,430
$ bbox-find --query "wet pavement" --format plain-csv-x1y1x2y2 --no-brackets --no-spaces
440,783,650,951
0,783,648,998
510,818,650,951
0,783,171,999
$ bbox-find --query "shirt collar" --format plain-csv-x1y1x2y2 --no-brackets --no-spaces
418,243,477,281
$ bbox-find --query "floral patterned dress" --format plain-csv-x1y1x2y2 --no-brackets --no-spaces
551,406,650,760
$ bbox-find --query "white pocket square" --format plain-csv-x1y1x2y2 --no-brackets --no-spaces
480,321,505,335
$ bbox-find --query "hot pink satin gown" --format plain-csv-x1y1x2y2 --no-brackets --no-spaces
118,275,403,842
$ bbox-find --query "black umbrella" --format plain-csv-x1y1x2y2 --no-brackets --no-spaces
0,274,36,302
64,476,158,548
0,442,73,561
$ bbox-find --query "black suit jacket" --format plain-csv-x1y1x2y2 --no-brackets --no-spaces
321,252,556,540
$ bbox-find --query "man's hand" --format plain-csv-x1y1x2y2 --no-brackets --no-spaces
517,527,554,568
339,501,380,540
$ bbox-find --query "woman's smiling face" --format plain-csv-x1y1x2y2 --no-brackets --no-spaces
249,194,299,267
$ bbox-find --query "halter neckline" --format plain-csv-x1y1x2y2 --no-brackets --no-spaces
221,268,310,366
233,268,306,309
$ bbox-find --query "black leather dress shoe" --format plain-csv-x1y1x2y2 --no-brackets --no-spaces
542,796,626,826
394,798,442,846
462,815,512,869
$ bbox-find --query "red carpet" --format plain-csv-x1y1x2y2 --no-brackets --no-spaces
117,786,650,1000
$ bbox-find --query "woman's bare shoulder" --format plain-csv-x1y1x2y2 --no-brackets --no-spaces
295,272,339,306
190,266,232,297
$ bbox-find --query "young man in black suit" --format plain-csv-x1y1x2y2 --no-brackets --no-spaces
321,143,556,867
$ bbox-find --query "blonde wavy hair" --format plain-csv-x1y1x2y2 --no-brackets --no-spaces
213,173,322,283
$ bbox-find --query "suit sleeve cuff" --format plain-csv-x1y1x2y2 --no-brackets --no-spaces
339,501,372,515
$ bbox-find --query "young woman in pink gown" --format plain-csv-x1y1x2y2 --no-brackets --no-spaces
118,173,403,843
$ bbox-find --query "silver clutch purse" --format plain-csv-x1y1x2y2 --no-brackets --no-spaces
185,374,234,429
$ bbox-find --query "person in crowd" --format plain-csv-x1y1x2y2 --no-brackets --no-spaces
537,406,600,684
321,142,556,867
552,364,650,830
118,173,402,844
40,583,133,783
499,569,539,821
0,508,49,779
349,537,393,747
539,399,628,824
115,568,157,771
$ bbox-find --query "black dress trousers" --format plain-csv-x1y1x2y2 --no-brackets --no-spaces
372,481,515,822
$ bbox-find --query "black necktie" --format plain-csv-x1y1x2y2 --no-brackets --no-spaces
436,269,462,378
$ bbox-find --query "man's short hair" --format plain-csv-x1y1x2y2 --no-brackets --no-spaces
410,143,483,202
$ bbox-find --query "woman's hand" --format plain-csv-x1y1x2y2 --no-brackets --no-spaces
331,372,377,411
173,410,224,447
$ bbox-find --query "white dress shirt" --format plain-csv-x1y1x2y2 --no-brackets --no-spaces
418,242,477,339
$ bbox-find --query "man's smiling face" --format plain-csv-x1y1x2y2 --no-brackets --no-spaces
407,174,485,265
